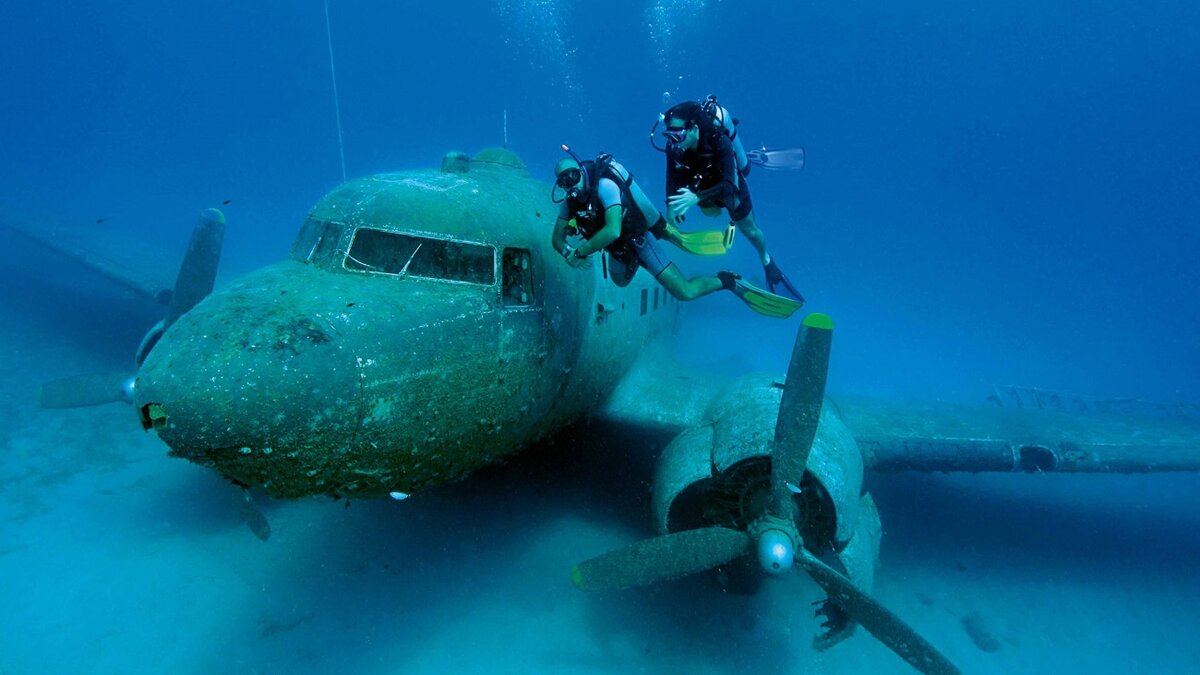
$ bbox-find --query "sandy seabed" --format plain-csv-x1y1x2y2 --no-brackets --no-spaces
2,274,1197,675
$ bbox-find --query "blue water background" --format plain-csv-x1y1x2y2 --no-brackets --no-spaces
3,0,1197,402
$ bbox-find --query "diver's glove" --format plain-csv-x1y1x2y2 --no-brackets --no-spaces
764,259,805,303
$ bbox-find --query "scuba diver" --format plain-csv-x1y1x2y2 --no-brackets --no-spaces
653,95,806,303
550,146,803,319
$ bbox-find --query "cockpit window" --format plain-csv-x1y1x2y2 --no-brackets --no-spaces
344,228,496,285
291,217,342,263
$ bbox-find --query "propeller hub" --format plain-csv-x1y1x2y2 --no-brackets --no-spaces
120,376,136,403
756,527,795,574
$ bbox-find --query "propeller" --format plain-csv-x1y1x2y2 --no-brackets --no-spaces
771,312,832,517
571,314,961,675
572,526,750,591
797,548,959,675
38,208,225,408
34,208,270,542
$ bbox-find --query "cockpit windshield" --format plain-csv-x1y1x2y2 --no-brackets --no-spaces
344,228,496,286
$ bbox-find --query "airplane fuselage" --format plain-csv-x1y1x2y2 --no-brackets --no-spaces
134,149,678,498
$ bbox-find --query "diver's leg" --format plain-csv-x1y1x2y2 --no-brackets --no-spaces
732,209,770,266
729,180,770,265
655,263,724,301
634,235,724,301
733,207,804,302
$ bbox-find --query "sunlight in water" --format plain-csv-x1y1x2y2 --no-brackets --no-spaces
645,0,713,99
494,0,583,107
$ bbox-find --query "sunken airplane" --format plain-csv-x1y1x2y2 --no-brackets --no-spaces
12,147,1200,675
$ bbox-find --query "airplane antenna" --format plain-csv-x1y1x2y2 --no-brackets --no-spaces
503,108,509,149
324,0,348,184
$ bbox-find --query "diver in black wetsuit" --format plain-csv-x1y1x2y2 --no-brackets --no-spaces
658,99,805,302
551,150,734,301
549,147,803,319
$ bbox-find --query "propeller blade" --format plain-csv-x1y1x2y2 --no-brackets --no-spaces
233,487,271,542
771,313,833,512
38,372,134,408
797,549,961,675
164,208,225,328
35,209,227,405
572,527,751,591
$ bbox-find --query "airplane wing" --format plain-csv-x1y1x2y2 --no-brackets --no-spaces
597,344,733,435
9,208,228,409
832,394,1200,473
0,212,176,305
599,336,1200,476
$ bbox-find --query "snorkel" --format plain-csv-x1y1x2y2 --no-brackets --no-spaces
561,144,587,176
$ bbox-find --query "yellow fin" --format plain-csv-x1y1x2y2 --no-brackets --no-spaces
668,223,735,256
733,279,805,319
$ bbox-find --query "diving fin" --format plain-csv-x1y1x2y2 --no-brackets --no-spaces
731,278,805,319
666,222,736,256
746,146,806,171
765,259,806,303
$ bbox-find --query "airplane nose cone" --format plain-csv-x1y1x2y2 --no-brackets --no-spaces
133,268,363,496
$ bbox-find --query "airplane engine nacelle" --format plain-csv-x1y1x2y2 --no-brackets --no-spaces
651,373,883,641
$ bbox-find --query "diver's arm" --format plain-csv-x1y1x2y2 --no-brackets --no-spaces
730,133,749,176
665,157,695,223
668,187,699,221
551,216,571,256
574,206,623,257
665,154,682,194
694,182,735,202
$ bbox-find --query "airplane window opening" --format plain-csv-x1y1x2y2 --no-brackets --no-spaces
312,224,342,262
502,248,534,307
1018,445,1058,472
290,218,342,264
640,289,648,316
344,228,495,285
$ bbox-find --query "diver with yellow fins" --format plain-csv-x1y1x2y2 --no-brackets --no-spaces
550,145,803,319
652,95,807,304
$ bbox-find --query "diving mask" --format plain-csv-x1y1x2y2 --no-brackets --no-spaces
662,126,688,144
556,167,582,188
